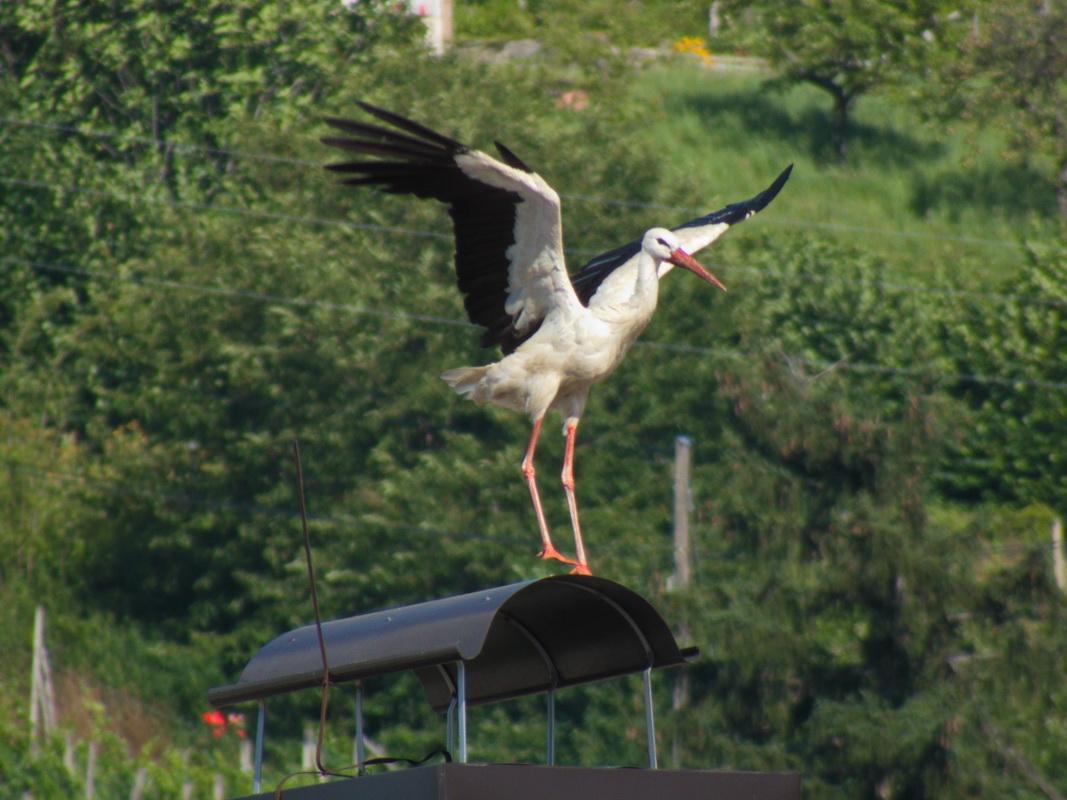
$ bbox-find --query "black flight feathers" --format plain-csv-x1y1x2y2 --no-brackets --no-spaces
492,140,535,173
322,101,536,353
570,163,793,304
321,101,791,352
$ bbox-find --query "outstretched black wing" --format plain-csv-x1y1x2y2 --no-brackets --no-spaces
570,164,793,305
323,102,577,354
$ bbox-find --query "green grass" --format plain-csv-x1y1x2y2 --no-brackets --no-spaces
621,64,1057,282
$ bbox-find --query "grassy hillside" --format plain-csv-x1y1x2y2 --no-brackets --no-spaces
603,64,1051,282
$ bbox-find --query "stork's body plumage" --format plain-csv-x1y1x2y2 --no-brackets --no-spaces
323,102,791,574
443,226,670,419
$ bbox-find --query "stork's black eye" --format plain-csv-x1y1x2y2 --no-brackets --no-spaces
657,238,670,247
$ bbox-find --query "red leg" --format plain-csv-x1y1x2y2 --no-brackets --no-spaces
562,420,592,575
523,417,576,565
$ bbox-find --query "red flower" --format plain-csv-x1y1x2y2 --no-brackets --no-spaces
203,709,249,739
202,711,226,728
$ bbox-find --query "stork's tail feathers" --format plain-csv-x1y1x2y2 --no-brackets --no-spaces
441,366,489,399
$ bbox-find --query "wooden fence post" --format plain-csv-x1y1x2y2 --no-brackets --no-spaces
129,767,148,800
239,737,253,773
1053,517,1066,593
86,741,97,800
302,726,315,771
669,436,693,768
670,436,693,593
29,606,57,757
64,733,76,773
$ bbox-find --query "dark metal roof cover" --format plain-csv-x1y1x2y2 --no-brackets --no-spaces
209,575,696,710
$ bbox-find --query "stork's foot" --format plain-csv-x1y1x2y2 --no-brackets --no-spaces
538,544,577,565
570,562,593,576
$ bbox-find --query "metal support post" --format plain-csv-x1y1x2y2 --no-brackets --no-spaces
446,697,456,756
644,667,658,769
355,682,366,775
253,700,266,794
546,687,556,765
457,661,468,763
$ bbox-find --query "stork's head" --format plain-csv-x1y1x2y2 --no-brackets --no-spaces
641,228,727,291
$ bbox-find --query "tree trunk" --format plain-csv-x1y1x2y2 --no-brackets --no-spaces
832,90,854,161
800,71,856,161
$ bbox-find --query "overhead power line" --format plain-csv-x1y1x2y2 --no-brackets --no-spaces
6,456,530,547
0,115,315,166
9,255,1067,392
3,173,1064,309
0,114,1039,251
559,192,1029,250
2,256,476,330
5,456,1058,565
0,175,453,240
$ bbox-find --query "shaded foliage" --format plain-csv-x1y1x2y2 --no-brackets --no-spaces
921,0,1067,216
911,162,1058,220
667,87,944,166
931,239,1067,509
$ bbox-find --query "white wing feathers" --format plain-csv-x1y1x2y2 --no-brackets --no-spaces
671,221,731,265
454,151,579,336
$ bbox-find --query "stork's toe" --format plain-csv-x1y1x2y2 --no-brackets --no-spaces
538,544,577,565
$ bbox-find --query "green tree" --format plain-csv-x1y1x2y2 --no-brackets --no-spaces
1,0,417,178
718,0,945,159
0,414,96,593
0,0,422,408
923,0,1067,215
651,241,1067,798
930,237,1067,512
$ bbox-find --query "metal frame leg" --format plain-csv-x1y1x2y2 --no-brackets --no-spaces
446,697,456,756
457,661,468,763
546,687,556,765
643,667,657,769
253,700,266,793
355,683,366,775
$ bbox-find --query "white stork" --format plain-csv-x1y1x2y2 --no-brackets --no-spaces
322,102,791,575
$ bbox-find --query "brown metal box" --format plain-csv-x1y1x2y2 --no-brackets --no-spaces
237,763,801,800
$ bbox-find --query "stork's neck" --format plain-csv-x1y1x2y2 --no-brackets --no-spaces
634,248,661,302
585,245,662,324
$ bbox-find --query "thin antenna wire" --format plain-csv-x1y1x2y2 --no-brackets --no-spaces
278,441,450,787
292,440,348,781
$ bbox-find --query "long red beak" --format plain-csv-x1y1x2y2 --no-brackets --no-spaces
669,248,727,292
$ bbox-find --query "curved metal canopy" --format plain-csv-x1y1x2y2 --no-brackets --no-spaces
209,575,696,711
